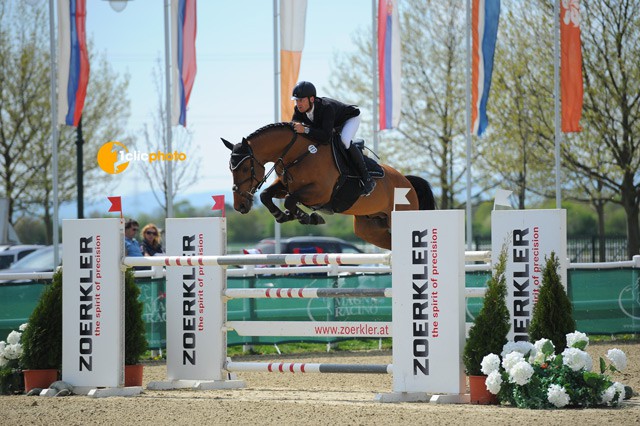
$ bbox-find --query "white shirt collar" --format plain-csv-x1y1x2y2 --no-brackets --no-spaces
305,103,315,121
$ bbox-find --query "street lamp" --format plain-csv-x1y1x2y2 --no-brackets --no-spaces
107,0,130,13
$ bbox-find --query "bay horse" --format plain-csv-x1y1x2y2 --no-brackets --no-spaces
222,122,436,249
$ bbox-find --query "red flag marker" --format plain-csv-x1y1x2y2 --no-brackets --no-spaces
212,195,225,217
107,196,123,218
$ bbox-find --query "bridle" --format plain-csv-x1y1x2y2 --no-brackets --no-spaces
230,130,311,202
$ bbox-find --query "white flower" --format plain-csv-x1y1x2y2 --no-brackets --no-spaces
562,347,591,372
6,330,21,345
3,343,21,360
529,339,554,365
481,353,501,375
502,341,534,358
485,370,502,395
547,384,570,408
0,340,6,354
606,349,627,372
502,351,525,372
508,361,534,386
566,331,589,349
613,382,626,401
19,323,28,332
601,385,616,404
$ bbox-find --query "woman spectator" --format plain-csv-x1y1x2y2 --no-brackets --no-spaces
141,223,164,256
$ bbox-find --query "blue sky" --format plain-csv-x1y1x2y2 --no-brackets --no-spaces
84,0,375,208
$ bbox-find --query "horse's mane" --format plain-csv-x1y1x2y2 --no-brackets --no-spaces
246,122,294,140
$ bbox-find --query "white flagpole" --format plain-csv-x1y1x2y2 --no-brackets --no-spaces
164,0,174,218
372,0,378,153
273,0,281,254
49,0,60,265
465,0,473,250
554,0,561,208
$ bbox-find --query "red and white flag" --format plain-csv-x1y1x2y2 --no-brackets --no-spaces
171,0,197,126
280,0,308,120
560,0,583,133
378,0,401,130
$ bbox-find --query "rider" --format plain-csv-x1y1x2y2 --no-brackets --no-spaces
290,81,375,196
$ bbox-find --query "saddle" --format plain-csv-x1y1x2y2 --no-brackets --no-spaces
312,133,384,214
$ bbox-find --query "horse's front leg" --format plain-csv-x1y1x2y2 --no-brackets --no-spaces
284,193,325,225
260,180,294,223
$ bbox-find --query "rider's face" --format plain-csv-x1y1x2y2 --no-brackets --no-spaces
295,97,313,113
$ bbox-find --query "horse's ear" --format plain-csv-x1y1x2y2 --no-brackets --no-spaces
221,138,234,151
241,137,248,146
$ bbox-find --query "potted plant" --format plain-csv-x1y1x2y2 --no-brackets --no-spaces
462,244,511,404
20,270,63,392
528,252,576,352
0,324,27,394
124,269,148,386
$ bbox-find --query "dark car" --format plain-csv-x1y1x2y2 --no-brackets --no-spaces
251,236,363,255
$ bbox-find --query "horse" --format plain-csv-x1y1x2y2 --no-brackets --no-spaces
222,122,436,249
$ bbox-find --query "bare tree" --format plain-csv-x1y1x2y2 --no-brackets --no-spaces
139,59,200,217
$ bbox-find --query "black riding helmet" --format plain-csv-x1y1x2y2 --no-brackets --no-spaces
291,81,316,100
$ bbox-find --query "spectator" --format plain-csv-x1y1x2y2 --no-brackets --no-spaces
124,219,143,257
141,223,164,256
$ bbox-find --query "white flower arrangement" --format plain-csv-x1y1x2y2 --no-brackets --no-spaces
482,331,628,409
0,325,26,368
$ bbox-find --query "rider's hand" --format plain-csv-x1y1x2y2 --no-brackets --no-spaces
293,122,306,134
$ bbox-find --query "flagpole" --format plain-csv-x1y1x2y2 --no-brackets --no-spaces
372,0,378,153
554,0,561,208
49,0,60,265
164,0,174,218
465,0,472,250
273,0,282,254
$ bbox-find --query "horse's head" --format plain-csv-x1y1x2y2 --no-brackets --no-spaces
222,137,265,214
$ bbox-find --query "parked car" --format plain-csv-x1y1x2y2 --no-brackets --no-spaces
250,236,364,255
0,246,62,283
0,245,44,270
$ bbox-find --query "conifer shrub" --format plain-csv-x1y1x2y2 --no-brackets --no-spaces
21,270,63,370
125,269,147,365
463,245,511,376
528,252,575,353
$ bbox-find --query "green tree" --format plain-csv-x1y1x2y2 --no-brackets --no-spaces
0,1,130,243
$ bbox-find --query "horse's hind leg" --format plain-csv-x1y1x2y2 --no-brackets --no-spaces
354,216,391,249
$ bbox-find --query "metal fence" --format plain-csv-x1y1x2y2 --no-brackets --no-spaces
472,236,629,263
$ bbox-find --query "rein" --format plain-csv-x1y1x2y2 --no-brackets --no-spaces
232,130,307,201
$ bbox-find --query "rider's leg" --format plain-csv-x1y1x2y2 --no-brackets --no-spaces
341,116,375,196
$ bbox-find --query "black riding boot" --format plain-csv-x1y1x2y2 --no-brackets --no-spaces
347,143,375,196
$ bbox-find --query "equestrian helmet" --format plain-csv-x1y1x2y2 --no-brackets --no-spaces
291,81,316,100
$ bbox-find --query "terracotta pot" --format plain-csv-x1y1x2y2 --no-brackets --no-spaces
23,369,58,392
468,375,499,405
125,364,144,387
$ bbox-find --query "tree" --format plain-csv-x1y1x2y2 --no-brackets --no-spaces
139,58,200,218
0,1,131,243
330,0,469,209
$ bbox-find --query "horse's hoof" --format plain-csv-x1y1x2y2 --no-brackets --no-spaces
309,213,326,225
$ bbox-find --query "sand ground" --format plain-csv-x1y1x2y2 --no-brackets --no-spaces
1,341,639,425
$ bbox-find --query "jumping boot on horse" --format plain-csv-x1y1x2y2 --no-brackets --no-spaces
348,143,376,196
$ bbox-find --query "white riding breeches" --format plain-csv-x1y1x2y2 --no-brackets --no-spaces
340,115,361,148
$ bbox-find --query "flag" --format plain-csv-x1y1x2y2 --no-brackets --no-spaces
378,0,401,130
211,195,225,217
393,187,410,210
471,0,500,136
560,0,583,132
493,189,512,209
57,0,90,127
171,0,197,126
280,0,307,121
107,196,122,213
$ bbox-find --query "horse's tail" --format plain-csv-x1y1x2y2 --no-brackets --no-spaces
405,175,437,210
